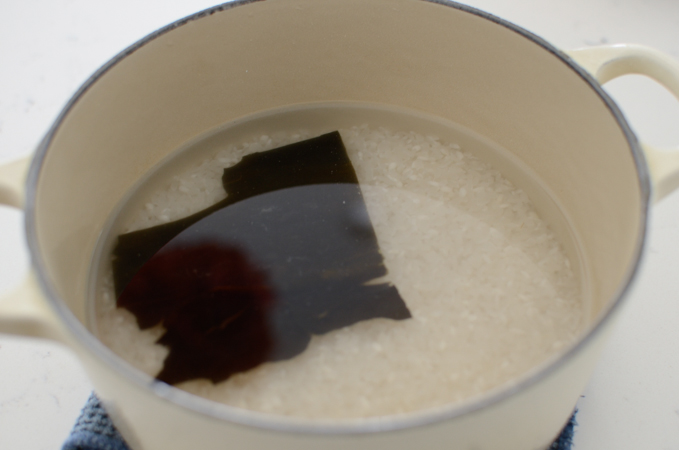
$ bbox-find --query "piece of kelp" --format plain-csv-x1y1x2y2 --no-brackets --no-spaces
113,131,411,385
113,132,363,297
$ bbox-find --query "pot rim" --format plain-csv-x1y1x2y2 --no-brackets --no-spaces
23,0,651,435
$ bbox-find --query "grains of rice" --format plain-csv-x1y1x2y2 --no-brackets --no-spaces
95,125,582,419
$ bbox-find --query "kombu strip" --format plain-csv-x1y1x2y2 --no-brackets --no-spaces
113,132,363,297
112,132,411,385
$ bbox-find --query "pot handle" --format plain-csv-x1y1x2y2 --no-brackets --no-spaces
0,157,67,341
566,44,679,202
0,156,29,208
0,272,68,341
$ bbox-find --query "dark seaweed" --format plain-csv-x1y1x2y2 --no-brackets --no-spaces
113,132,411,385
113,132,361,296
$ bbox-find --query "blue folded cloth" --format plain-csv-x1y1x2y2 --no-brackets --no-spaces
550,411,577,450
61,394,131,450
63,393,577,450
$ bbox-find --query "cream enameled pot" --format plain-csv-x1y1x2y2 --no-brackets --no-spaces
2,1,679,449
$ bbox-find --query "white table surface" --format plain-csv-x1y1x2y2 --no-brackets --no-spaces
1,1,679,449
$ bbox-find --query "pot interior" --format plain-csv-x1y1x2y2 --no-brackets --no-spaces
30,0,644,417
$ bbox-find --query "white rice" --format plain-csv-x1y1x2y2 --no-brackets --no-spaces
95,125,582,419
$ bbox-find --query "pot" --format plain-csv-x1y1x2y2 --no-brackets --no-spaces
1,1,679,449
